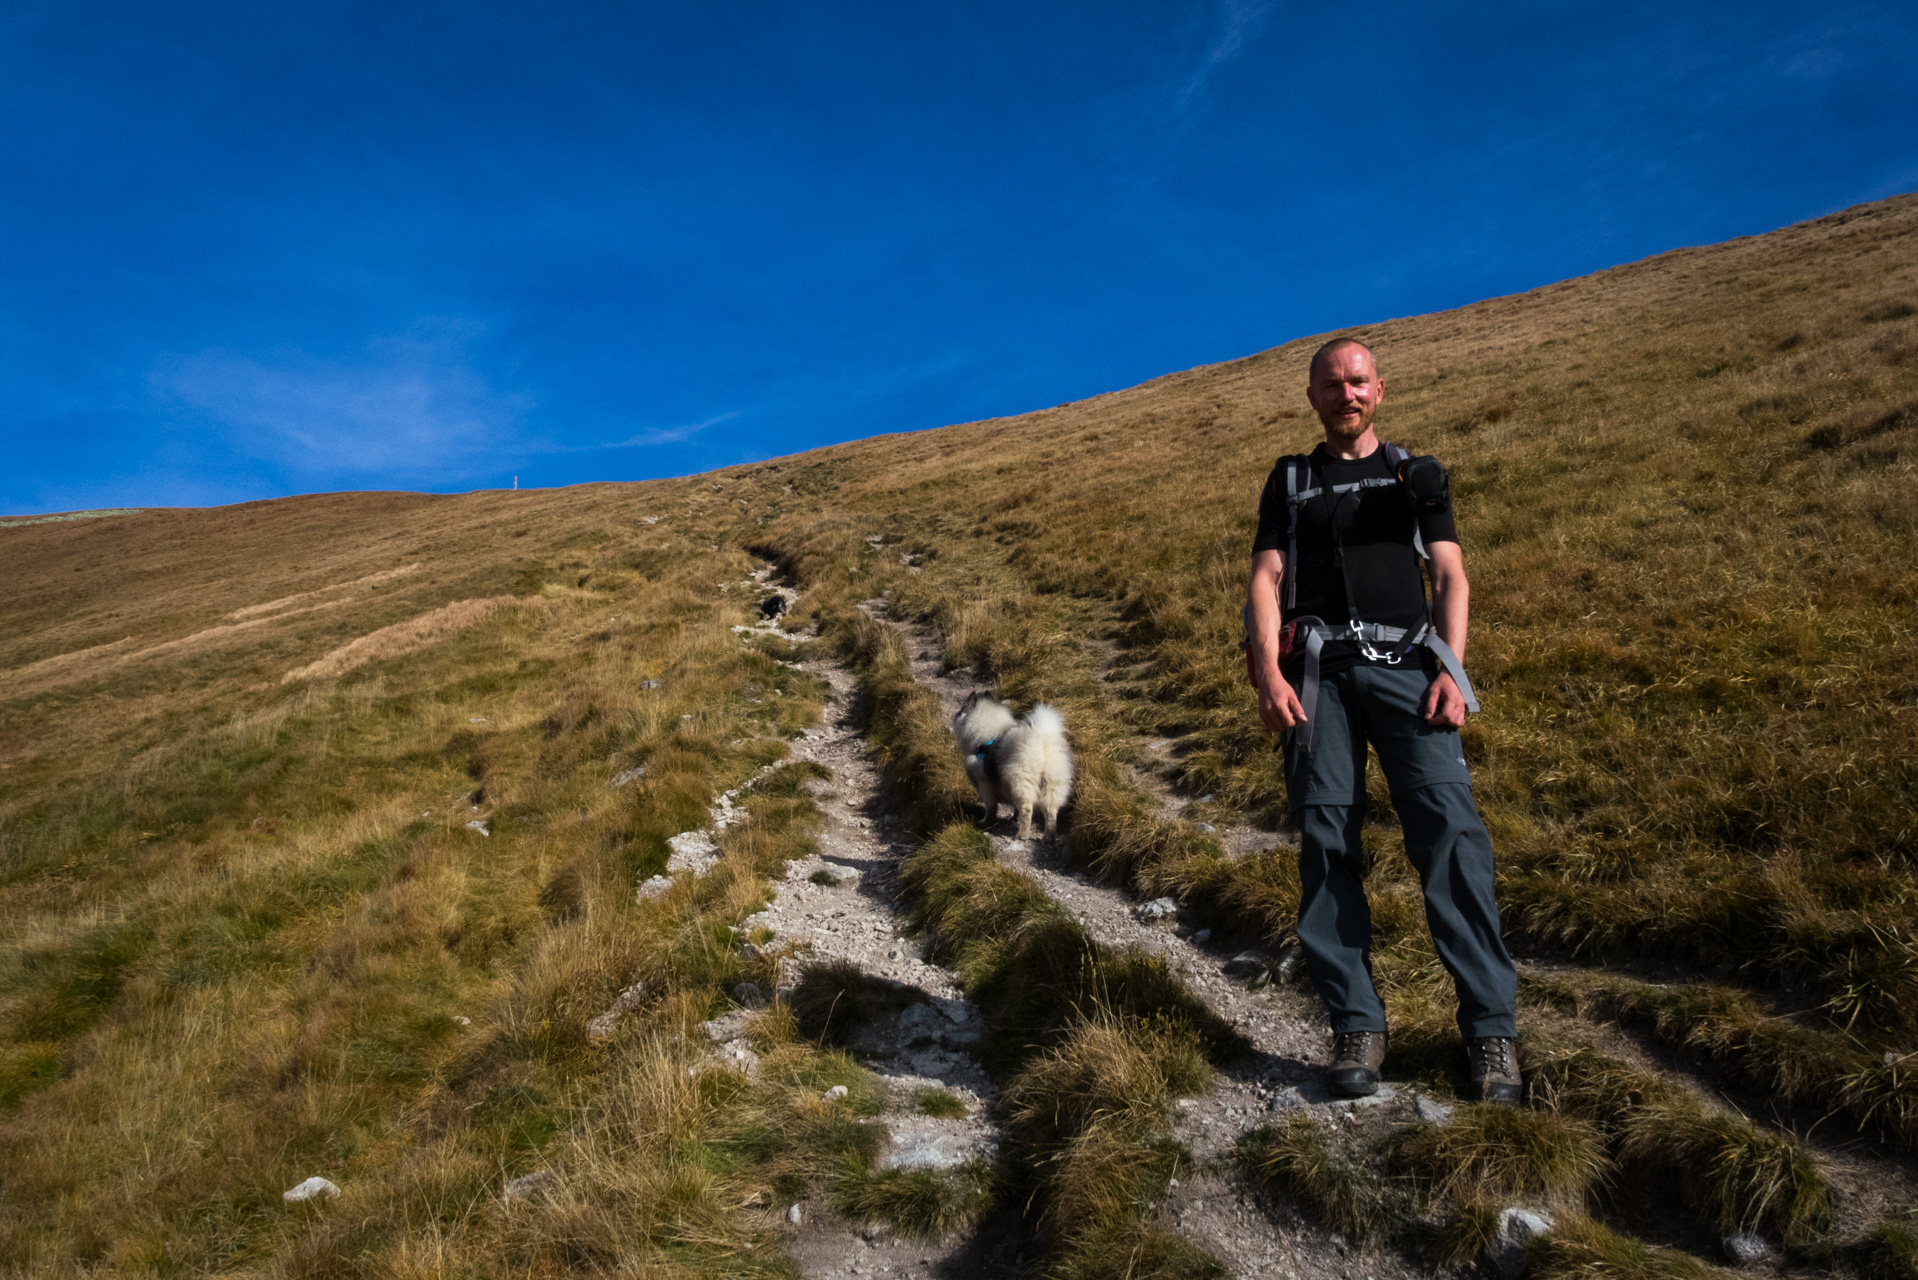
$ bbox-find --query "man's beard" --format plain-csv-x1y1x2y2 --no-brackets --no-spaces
1320,406,1373,441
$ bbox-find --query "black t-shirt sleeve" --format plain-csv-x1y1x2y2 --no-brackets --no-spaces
1418,502,1460,548
1252,463,1287,555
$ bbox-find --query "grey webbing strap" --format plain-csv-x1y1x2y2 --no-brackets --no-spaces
1424,631,1481,713
1295,624,1327,753
1289,621,1481,754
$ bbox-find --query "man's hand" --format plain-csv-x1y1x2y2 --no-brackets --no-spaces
1258,672,1308,733
1421,672,1467,728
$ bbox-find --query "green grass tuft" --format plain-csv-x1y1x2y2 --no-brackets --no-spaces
1863,1219,1918,1280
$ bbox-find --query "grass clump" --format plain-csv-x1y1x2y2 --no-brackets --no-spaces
1241,1113,1394,1244
1527,1215,1725,1280
1394,1102,1608,1207
1863,1219,1918,1280
830,1158,998,1240
1526,969,1918,1153
1528,1037,1833,1244
913,1086,968,1118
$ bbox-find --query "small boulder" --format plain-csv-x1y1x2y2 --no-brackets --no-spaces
465,820,490,837
640,678,661,689
1223,951,1269,978
787,1203,804,1225
283,1176,340,1204
1266,1086,1308,1112
1134,897,1178,922
635,875,673,901
1191,929,1212,944
823,1084,849,1102
1487,1207,1555,1278
1723,1233,1771,1265
1415,1095,1455,1125
611,766,646,787
733,981,765,1008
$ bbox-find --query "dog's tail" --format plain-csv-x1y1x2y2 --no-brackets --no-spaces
1026,704,1066,737
1026,704,1074,812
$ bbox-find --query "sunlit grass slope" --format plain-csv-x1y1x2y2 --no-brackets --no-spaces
3,193,1914,1274
758,194,1918,1084
0,486,974,1272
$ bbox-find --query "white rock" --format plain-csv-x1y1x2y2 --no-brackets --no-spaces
884,1131,971,1171
788,1203,803,1225
283,1176,340,1203
465,820,490,836
1267,1087,1308,1111
1488,1207,1555,1278
636,875,673,901
503,1170,556,1203
665,830,720,874
1723,1233,1771,1265
453,1015,471,1027
823,1085,849,1101
611,766,646,787
1134,897,1178,922
1415,1095,1454,1125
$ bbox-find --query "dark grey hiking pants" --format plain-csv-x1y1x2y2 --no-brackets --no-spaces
1282,662,1518,1039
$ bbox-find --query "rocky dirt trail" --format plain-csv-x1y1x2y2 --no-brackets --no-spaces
721,580,1023,1280
876,600,1428,1280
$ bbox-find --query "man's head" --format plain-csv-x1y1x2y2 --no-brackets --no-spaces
1305,338,1383,447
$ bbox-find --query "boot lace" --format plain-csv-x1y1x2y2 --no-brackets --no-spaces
1472,1037,1515,1074
1334,1031,1382,1060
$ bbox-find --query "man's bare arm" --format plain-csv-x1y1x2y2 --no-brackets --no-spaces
1248,549,1307,731
1422,539,1470,727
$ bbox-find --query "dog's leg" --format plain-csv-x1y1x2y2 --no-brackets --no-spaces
1014,799,1034,840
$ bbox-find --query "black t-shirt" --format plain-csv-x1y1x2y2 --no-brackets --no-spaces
1252,444,1459,678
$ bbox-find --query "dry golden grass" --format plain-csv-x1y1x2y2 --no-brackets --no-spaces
282,595,523,682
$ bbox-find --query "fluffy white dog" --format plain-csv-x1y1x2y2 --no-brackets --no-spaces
951,691,1074,841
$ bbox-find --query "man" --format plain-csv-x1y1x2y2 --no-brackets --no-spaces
1245,337,1521,1104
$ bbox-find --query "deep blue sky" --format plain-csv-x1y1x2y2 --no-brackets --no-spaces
4,2,1916,514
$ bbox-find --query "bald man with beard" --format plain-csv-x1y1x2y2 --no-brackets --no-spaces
1246,337,1521,1104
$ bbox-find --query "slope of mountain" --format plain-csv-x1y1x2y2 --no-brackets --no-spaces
2,195,1914,1277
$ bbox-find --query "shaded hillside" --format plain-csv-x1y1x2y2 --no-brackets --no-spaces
2,194,1914,1276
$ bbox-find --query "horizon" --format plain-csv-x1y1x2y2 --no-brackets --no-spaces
4,1,1916,517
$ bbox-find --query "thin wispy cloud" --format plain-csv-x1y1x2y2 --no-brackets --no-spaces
1171,0,1277,114
538,411,744,453
151,324,533,481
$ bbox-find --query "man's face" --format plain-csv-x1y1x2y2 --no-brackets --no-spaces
1305,346,1384,443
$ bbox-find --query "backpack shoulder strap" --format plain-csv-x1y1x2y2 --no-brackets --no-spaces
1278,453,1312,610
1376,441,1430,561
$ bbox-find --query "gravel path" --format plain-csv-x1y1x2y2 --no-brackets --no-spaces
878,601,1428,1280
730,589,1023,1280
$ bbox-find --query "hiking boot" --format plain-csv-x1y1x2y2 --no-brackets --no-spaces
1467,1036,1523,1105
1326,1030,1387,1097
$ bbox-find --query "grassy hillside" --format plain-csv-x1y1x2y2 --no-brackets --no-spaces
3,193,1915,1275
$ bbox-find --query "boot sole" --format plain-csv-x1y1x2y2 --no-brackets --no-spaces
1326,1069,1381,1097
